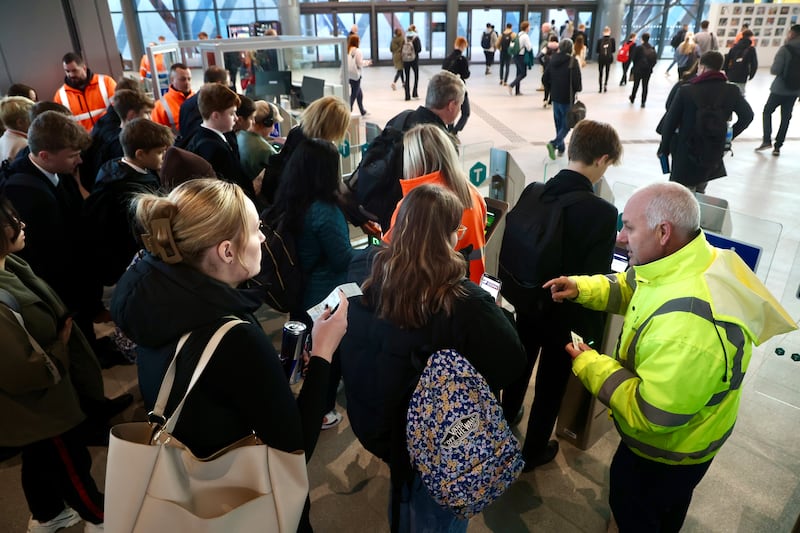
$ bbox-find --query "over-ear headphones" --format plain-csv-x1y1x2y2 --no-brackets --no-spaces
262,104,276,127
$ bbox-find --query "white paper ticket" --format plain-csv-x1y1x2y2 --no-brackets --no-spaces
571,331,584,351
306,282,363,322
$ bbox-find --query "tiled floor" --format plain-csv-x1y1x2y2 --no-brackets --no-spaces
2,60,799,532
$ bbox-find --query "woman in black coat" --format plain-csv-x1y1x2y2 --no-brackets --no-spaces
340,185,526,532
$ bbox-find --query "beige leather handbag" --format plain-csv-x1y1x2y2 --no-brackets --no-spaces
105,319,308,532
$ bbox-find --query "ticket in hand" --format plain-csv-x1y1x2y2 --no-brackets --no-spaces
306,282,363,322
570,331,584,351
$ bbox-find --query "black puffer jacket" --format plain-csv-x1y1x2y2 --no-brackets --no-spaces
542,52,582,104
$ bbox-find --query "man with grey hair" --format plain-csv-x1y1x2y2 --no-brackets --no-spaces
349,71,463,229
544,181,795,531
542,38,582,159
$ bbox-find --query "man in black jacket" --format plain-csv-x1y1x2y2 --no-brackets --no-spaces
724,30,758,95
175,65,230,148
629,32,658,108
543,39,582,159
659,51,753,192
500,120,620,470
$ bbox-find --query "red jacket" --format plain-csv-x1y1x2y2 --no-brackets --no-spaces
54,74,116,132
384,171,487,283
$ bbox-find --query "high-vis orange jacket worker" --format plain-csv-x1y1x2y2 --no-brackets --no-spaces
384,170,487,284
152,85,193,132
54,73,116,132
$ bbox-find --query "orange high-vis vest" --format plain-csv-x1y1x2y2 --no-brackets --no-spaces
384,170,488,284
152,86,193,132
54,74,116,132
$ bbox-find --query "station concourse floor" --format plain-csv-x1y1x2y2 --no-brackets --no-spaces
2,60,800,532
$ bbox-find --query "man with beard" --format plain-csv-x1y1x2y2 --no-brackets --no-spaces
53,53,117,132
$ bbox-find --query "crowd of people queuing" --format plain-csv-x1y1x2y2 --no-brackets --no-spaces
0,19,798,532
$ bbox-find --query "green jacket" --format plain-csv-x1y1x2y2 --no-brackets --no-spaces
570,233,795,465
0,254,104,446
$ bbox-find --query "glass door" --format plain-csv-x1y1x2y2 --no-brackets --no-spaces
376,12,411,64
468,8,503,63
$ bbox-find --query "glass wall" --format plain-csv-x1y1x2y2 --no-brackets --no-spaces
109,0,281,62
623,0,709,57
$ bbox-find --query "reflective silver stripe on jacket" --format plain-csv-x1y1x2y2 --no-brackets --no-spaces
598,367,636,406
615,417,735,462
97,75,111,107
603,268,636,313
621,296,746,426
163,99,177,128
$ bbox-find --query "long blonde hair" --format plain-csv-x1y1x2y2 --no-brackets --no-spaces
363,185,467,328
402,124,471,209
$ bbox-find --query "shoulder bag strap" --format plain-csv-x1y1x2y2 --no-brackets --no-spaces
151,318,246,432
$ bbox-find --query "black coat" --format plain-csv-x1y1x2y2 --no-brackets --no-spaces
340,264,526,469
542,52,582,104
2,155,88,311
186,126,255,200
631,43,657,76
176,93,201,148
443,49,470,82
724,38,758,83
83,158,160,286
524,169,618,343
111,254,331,460
659,72,754,187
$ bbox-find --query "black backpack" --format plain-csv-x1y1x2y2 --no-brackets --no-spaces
245,210,305,314
481,32,491,49
442,51,459,74
686,91,730,170
670,30,685,49
344,110,413,230
783,46,800,90
724,46,752,82
498,183,594,315
499,32,512,53
597,36,613,64
643,45,658,68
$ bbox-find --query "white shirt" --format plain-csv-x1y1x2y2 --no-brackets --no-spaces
28,154,59,187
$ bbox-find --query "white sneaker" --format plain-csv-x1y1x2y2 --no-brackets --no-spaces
321,409,343,430
85,522,104,533
27,507,81,533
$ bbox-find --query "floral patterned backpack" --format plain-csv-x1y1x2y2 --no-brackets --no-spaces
406,348,524,519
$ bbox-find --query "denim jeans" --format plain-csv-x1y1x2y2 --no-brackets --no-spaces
390,474,469,533
551,102,570,152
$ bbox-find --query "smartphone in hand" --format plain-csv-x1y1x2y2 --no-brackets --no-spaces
479,273,502,303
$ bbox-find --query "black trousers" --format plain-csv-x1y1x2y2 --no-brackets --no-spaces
762,93,798,148
20,425,104,524
349,78,365,114
451,91,470,134
631,72,652,104
610,442,712,533
393,69,405,84
501,311,572,458
598,61,611,88
403,61,419,100
620,60,631,84
499,53,512,83
484,50,495,67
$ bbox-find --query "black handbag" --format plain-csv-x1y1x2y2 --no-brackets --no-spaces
566,58,586,128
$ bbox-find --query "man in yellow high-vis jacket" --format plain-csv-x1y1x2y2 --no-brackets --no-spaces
545,182,795,532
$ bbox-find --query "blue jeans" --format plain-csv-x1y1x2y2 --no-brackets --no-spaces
551,102,570,152
390,474,469,533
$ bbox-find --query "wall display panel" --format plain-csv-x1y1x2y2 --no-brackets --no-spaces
710,2,799,65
